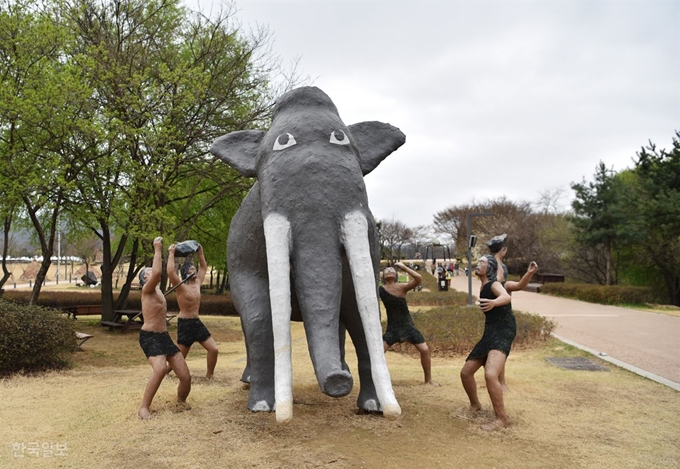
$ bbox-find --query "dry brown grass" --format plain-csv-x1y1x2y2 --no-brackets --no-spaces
1,315,679,468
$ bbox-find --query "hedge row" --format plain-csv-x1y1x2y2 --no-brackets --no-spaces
0,300,76,375
399,264,469,307
390,305,556,356
1,289,238,316
540,283,660,305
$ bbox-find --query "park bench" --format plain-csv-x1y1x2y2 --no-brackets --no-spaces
100,320,127,331
524,283,542,293
100,311,175,332
75,332,94,351
63,305,102,320
536,273,565,283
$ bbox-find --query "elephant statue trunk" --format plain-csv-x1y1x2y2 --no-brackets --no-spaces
211,86,406,422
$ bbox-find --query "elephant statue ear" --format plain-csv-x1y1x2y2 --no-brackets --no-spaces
348,122,406,176
210,130,266,178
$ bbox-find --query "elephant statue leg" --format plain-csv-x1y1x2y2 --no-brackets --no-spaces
227,188,278,411
340,284,380,413
231,272,276,411
341,211,400,419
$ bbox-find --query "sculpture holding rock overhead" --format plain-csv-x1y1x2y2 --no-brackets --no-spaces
211,86,405,422
174,240,200,257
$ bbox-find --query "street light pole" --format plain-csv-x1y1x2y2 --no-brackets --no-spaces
466,212,494,306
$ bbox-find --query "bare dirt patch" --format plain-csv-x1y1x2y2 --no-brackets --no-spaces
1,316,679,468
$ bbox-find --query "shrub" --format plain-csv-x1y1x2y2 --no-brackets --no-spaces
1,290,238,316
407,289,468,307
540,283,660,305
383,266,469,307
389,305,556,356
0,300,76,375
2,290,104,308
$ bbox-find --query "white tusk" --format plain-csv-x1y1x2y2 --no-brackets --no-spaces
263,213,293,423
341,211,401,419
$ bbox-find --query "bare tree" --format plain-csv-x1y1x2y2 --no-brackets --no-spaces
435,197,559,275
378,218,413,263
408,225,433,259
74,237,101,281
535,186,568,214
433,202,479,259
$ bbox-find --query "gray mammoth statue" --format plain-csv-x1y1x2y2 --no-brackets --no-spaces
211,86,405,422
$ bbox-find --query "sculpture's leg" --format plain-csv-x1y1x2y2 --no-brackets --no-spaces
341,211,401,419
341,261,380,412
232,272,275,411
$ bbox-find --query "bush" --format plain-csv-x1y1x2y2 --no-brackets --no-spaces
407,289,468,307
384,266,469,307
0,300,76,375
540,283,660,305
1,290,239,316
2,290,104,308
389,305,556,356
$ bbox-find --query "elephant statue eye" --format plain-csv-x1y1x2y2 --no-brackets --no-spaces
329,130,350,146
273,133,297,151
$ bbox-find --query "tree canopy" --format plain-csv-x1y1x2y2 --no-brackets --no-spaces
0,0,301,312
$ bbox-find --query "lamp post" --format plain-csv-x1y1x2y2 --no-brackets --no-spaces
466,212,494,306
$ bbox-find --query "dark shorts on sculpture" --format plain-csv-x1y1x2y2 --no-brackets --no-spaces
383,324,426,347
139,330,180,358
177,317,212,346
466,312,517,361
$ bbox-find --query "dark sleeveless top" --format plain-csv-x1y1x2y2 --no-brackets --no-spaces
379,286,425,346
466,281,516,360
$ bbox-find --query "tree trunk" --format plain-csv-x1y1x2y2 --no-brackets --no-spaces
605,244,612,286
220,270,229,293
99,226,121,322
114,238,141,311
29,255,53,305
0,215,13,289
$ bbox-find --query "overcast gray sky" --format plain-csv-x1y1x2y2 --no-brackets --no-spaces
193,0,679,228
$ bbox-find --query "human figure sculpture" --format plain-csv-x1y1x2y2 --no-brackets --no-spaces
211,86,405,422
167,242,219,379
460,254,513,430
487,233,539,391
380,262,438,386
138,237,191,419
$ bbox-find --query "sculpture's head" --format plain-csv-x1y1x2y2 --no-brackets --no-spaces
475,254,498,282
487,233,508,254
382,266,397,283
211,86,405,221
180,262,196,281
138,267,151,287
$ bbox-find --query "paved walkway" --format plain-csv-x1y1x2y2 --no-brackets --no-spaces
447,273,680,389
